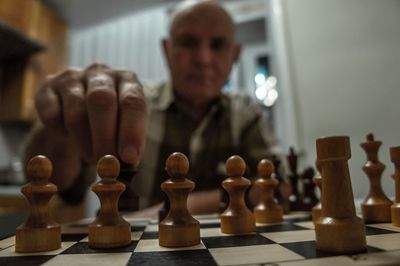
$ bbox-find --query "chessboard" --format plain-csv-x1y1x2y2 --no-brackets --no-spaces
1,212,400,266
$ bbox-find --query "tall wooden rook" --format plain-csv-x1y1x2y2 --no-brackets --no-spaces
390,146,400,226
315,136,366,253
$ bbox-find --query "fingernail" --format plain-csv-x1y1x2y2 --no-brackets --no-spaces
122,146,138,165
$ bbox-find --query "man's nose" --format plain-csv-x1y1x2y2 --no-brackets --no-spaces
194,44,213,65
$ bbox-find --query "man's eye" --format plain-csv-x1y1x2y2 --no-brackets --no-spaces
212,38,230,51
176,38,198,48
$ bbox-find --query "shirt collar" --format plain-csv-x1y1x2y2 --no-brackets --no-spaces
154,82,229,112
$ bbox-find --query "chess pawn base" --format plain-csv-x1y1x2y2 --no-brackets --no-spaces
315,216,366,253
16,224,61,252
254,207,283,224
220,212,255,234
89,222,131,248
391,203,400,226
312,203,322,224
159,220,200,247
361,201,392,223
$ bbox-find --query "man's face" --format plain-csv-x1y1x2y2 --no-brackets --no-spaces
163,4,240,104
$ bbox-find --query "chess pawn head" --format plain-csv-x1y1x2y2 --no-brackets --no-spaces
27,155,53,183
166,152,189,179
226,155,246,178
258,158,274,179
97,154,120,180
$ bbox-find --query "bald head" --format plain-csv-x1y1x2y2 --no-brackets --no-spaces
162,0,241,113
168,0,235,38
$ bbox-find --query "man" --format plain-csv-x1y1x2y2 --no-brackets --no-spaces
24,0,280,217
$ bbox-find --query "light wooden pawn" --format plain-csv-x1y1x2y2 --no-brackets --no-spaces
360,134,392,223
221,155,255,234
390,146,400,226
254,159,283,224
16,155,61,253
159,152,200,247
315,136,366,254
88,155,131,249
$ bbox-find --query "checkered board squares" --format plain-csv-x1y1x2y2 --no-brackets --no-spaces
1,213,400,266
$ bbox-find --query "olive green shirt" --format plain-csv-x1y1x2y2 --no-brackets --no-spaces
132,82,282,207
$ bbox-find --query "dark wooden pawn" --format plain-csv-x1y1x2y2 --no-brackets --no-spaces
16,155,61,253
221,155,255,234
360,134,392,223
287,147,302,211
312,161,322,224
89,155,131,249
301,166,318,211
159,152,200,247
315,136,366,254
271,155,291,214
254,159,283,224
117,162,139,212
390,146,400,226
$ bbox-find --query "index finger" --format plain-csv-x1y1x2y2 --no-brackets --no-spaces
116,70,147,166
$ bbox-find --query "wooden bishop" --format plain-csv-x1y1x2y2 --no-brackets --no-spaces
159,152,200,247
360,134,392,223
254,159,283,224
390,146,400,226
315,136,366,254
221,155,255,234
15,155,61,253
88,155,131,249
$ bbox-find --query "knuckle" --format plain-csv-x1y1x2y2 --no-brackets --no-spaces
117,70,138,82
119,91,147,112
87,88,117,106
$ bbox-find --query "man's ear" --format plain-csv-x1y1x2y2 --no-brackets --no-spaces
161,38,170,61
233,44,241,63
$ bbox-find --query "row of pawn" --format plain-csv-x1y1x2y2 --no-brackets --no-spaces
159,152,283,248
15,155,132,253
15,153,283,253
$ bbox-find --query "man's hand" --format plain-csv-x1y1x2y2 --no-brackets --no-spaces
34,63,147,166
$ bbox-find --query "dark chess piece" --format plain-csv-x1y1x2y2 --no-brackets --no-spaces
312,161,322,224
271,155,290,214
220,155,255,234
315,136,366,254
287,147,302,211
89,155,131,249
390,146,400,226
158,169,170,222
360,133,392,223
254,159,283,224
158,152,200,247
118,161,139,212
301,166,318,211
15,155,61,253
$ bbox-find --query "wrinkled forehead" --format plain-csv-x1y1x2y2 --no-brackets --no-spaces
168,0,235,38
